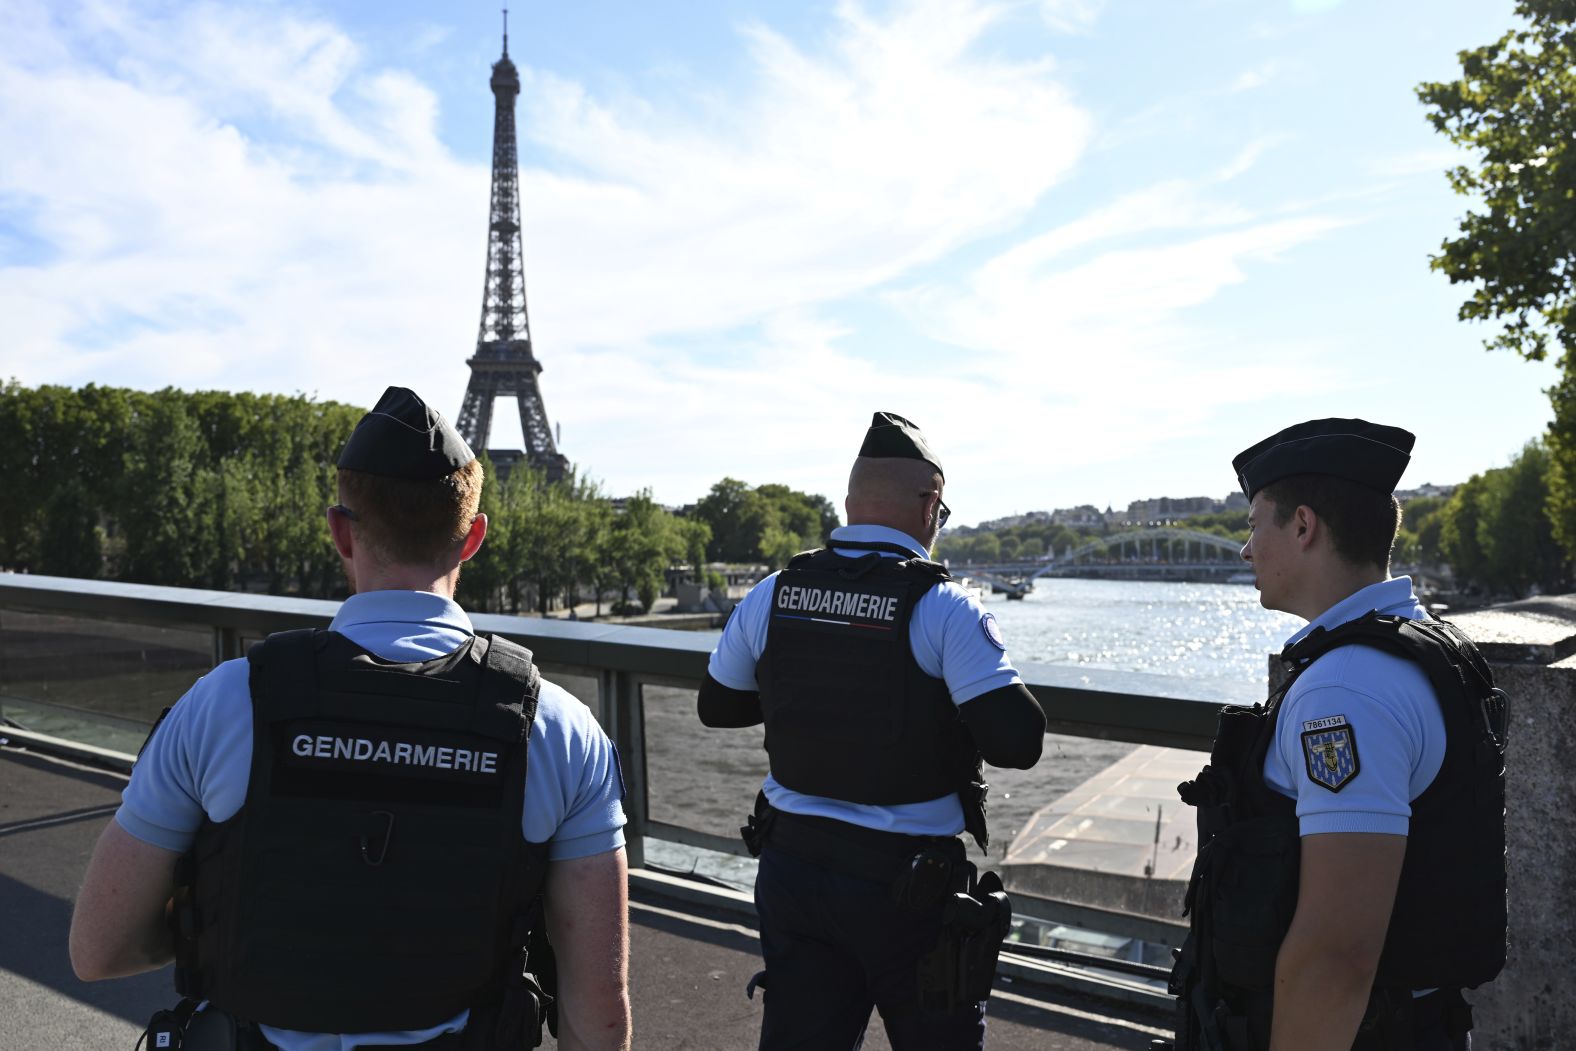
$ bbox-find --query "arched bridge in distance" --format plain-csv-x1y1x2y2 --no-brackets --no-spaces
961,527,1251,594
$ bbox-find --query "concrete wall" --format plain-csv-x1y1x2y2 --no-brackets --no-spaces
1449,598,1576,1051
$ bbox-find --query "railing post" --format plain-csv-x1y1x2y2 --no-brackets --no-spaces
601,669,648,870
212,626,242,667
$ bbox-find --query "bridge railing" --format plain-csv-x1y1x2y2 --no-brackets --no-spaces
0,573,1218,1006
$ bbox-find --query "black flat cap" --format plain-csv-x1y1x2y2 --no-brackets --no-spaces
859,411,943,479
337,386,475,480
1233,417,1414,500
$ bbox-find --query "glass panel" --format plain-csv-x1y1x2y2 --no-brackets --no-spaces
548,671,600,726
0,607,213,754
643,683,766,840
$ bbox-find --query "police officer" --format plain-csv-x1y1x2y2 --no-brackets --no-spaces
70,387,633,1051
699,412,1047,1051
1168,418,1506,1051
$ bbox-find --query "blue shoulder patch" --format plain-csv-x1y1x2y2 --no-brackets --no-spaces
1301,722,1360,792
980,612,1006,651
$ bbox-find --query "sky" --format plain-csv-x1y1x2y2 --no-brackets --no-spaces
0,0,1558,527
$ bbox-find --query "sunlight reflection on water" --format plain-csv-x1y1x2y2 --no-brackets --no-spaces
984,577,1302,703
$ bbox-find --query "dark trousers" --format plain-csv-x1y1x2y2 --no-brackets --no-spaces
753,845,987,1051
1410,990,1471,1051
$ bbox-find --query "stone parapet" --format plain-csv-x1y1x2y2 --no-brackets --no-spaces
1448,599,1576,1050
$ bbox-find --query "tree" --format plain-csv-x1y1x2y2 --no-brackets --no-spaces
695,477,839,563
1437,441,1569,596
758,524,804,570
37,478,104,578
603,491,684,612
1479,441,1568,595
1418,2,1576,563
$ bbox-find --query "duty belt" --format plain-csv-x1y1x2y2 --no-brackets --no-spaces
746,797,963,886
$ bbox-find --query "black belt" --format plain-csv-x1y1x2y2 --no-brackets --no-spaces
760,805,963,885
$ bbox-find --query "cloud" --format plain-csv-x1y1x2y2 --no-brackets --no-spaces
0,0,1397,515
1230,63,1280,92
872,149,1355,504
1365,147,1465,179
0,0,1091,430
1038,0,1107,34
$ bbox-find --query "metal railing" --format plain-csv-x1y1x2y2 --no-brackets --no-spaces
0,572,1217,1007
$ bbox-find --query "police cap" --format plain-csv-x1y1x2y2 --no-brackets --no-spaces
858,412,943,479
337,386,475,480
1233,417,1414,500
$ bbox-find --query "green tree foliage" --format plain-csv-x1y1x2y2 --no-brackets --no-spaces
1393,496,1449,568
1418,2,1576,565
603,491,689,612
1,381,796,617
694,477,839,563
0,382,360,593
1437,441,1569,596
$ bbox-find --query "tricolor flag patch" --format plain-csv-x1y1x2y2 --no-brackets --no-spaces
1301,716,1360,792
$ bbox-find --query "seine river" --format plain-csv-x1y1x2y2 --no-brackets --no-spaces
979,576,1303,704
641,576,1307,877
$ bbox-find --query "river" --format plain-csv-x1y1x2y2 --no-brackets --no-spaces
981,576,1302,704
638,577,1305,877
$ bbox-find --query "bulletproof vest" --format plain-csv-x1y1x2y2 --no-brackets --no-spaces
756,542,979,807
1177,613,1507,1016
175,629,549,1034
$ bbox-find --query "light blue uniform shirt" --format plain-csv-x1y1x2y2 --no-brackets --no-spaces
117,590,627,1051
707,524,1022,836
1264,576,1446,837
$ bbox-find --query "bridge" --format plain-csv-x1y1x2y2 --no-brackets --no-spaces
962,528,1249,587
1,576,1564,1045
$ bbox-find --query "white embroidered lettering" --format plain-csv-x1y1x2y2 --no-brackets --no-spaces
291,735,313,757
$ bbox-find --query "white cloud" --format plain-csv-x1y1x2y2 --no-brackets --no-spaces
873,148,1357,502
1365,147,1465,179
1038,0,1107,34
1230,63,1280,92
0,0,1446,516
0,0,1092,432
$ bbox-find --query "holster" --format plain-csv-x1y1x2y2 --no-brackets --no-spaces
916,868,1012,1013
143,1001,275,1051
740,791,776,858
958,779,990,854
485,910,556,1050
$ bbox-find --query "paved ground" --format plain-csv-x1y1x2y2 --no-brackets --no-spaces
0,742,1171,1049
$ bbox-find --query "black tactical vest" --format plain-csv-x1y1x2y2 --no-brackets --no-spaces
174,629,549,1034
1171,613,1507,1048
755,542,979,808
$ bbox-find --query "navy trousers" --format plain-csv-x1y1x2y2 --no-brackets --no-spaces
752,845,987,1051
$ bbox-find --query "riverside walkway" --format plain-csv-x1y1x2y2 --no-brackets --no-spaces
1,740,1172,1050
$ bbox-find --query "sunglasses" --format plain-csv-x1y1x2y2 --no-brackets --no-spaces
921,493,950,529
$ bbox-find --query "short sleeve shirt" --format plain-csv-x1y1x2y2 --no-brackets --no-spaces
1263,577,1446,838
707,524,1023,835
116,589,627,1051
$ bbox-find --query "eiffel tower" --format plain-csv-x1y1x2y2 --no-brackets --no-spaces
457,13,570,483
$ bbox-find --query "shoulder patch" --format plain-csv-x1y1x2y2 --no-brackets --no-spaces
981,612,1006,651
1301,720,1360,792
